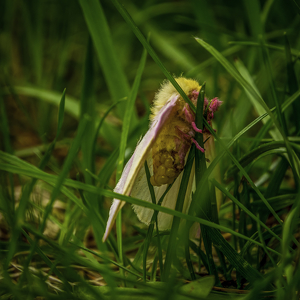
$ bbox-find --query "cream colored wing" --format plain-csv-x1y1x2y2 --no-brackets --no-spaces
132,152,195,231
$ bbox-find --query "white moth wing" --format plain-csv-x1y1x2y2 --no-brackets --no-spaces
132,153,195,231
103,94,179,241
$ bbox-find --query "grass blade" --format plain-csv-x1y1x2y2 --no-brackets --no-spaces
78,0,131,119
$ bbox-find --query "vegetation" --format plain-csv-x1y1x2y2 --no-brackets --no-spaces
0,0,300,299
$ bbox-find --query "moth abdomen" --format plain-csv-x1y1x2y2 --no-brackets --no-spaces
151,116,193,187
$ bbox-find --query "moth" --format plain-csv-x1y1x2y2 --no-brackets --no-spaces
103,77,222,241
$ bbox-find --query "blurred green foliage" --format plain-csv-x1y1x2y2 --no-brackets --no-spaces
0,0,300,299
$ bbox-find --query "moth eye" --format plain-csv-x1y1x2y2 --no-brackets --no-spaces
164,158,174,168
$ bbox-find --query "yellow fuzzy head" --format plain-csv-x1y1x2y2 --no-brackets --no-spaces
150,77,201,121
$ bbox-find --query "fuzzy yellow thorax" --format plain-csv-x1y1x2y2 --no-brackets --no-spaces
150,77,200,121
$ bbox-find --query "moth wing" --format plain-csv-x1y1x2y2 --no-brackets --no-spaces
132,155,195,231
102,94,179,241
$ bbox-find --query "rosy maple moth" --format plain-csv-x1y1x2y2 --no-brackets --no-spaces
102,77,222,242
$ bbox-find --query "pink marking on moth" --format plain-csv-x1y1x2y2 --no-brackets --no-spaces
191,90,199,98
183,104,194,124
176,126,193,140
204,98,209,107
191,138,205,153
174,127,194,168
209,97,223,113
191,122,203,133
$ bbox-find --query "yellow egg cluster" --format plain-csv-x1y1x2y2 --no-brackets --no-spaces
150,152,178,186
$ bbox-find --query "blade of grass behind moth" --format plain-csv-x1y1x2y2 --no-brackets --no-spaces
261,0,274,28
234,58,280,139
151,254,159,281
207,224,271,289
110,0,196,112
201,118,285,228
24,226,109,300
259,36,288,135
4,90,66,269
256,212,277,269
125,241,147,288
280,193,300,294
13,86,80,119
0,89,14,175
17,114,90,288
4,74,36,132
19,1,43,83
189,239,209,272
97,148,119,190
249,118,273,151
13,85,122,147
115,46,147,279
80,37,96,184
242,0,264,39
72,238,143,279
260,36,300,188
0,90,15,216
21,229,74,295
92,100,124,181
58,201,83,246
284,33,300,134
211,178,286,253
0,90,16,284
163,148,195,281
115,45,147,181
232,109,240,252
132,2,196,70
78,0,133,121
196,37,300,181
0,157,284,253
291,0,300,15
191,0,221,49
196,38,300,185
260,157,290,224
226,141,300,177
77,41,115,271
283,190,300,257
237,179,251,264
228,40,300,57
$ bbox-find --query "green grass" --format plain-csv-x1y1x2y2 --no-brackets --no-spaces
0,0,300,299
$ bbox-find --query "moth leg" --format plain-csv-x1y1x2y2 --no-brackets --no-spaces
176,126,193,140
183,104,203,133
191,121,203,133
176,125,205,153
183,104,194,123
191,138,205,153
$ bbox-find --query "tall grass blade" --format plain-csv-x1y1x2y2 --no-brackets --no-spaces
284,33,300,133
78,0,131,119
